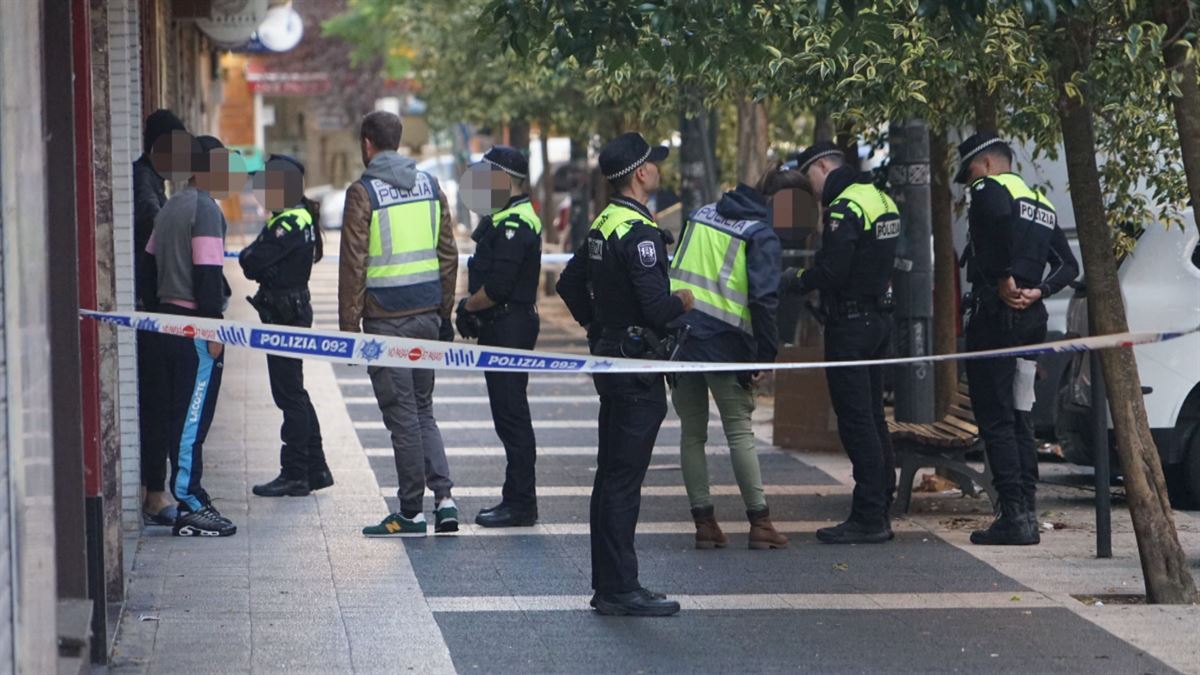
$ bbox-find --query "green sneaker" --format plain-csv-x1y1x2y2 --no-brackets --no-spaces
362,512,427,538
435,498,459,534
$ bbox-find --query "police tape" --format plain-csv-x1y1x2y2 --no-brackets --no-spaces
79,310,1199,375
223,251,577,265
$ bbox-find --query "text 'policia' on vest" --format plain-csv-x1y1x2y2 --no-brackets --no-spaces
669,202,761,334
359,171,442,312
969,172,1057,286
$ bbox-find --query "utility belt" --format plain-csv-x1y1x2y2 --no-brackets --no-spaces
822,294,893,321
477,301,537,324
599,324,691,361
247,287,312,326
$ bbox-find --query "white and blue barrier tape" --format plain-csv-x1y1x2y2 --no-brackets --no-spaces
80,310,1198,375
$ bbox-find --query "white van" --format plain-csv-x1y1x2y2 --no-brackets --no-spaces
1054,218,1200,507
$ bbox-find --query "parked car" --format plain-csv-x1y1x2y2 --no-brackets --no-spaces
304,184,346,230
1030,233,1084,437
1053,218,1200,507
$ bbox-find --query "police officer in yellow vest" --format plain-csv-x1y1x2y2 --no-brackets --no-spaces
955,131,1077,546
455,146,544,528
668,181,789,551
240,154,333,497
781,141,900,545
339,111,460,537
558,132,694,617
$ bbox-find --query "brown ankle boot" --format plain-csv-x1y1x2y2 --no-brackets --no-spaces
691,506,728,550
747,508,789,550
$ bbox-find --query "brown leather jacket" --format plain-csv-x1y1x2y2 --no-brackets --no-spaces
338,178,458,332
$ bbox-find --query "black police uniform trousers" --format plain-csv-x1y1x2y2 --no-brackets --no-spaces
964,301,1047,507
590,365,667,595
265,304,328,481
824,310,896,524
478,305,540,512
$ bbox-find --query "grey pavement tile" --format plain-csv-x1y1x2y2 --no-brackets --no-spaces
434,608,1177,675
250,614,352,674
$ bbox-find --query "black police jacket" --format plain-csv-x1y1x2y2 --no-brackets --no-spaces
557,196,685,344
239,208,318,291
799,166,898,303
966,174,1078,295
467,195,542,306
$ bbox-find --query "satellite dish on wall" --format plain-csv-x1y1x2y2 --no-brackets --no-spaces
256,5,304,53
197,0,270,48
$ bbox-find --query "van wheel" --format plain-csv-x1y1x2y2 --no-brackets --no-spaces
1180,426,1200,510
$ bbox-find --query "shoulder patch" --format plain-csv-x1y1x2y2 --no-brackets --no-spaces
505,228,516,240
637,240,658,268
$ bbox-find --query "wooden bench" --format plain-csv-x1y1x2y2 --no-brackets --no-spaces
887,381,996,514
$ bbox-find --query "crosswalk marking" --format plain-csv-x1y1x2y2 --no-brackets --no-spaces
423,591,1058,613
354,419,698,431
344,395,599,405
379,485,849,498
363,445,781,457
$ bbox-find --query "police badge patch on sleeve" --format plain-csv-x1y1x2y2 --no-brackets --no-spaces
505,228,516,240
637,240,657,268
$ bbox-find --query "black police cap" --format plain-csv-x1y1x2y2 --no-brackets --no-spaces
599,132,669,181
482,145,528,179
793,141,844,174
955,131,1009,184
266,153,305,176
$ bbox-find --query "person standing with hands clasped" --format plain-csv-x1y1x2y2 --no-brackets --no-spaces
780,142,900,545
339,111,459,537
955,131,1078,546
558,132,693,617
239,155,334,498
455,146,544,528
668,173,788,551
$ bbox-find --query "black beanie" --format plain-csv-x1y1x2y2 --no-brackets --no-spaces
142,109,186,156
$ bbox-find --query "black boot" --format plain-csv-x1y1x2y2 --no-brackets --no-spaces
253,474,312,497
816,513,892,544
308,468,334,492
1025,494,1041,544
474,503,537,528
970,498,1037,545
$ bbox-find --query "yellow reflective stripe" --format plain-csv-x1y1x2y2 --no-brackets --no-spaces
592,204,656,239
366,260,439,279
669,277,752,331
268,207,312,232
494,201,542,235
836,182,898,231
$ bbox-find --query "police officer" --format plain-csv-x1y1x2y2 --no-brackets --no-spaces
557,132,693,616
239,155,334,497
455,146,544,527
668,180,788,551
781,141,900,545
955,131,1078,546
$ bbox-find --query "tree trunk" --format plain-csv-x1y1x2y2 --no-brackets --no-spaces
680,88,719,216
539,123,559,295
736,97,770,186
1154,0,1200,232
968,80,998,131
837,124,859,171
508,118,531,153
1055,18,1198,604
930,130,958,419
813,106,834,144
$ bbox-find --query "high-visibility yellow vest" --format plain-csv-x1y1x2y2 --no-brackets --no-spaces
268,206,313,232
831,182,900,238
591,202,656,239
669,202,755,333
493,199,542,235
360,173,441,290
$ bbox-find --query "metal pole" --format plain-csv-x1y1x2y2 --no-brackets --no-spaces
889,120,935,423
1090,349,1112,558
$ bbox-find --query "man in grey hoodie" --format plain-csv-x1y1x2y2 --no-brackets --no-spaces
339,111,459,537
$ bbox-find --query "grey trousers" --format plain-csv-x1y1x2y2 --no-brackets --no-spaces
363,312,454,514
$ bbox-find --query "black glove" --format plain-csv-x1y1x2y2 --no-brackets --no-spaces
439,316,455,342
781,267,807,294
455,298,481,340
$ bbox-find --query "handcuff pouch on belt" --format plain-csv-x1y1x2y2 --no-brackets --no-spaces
248,288,311,325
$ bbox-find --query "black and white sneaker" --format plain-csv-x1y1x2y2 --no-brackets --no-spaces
173,505,237,537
